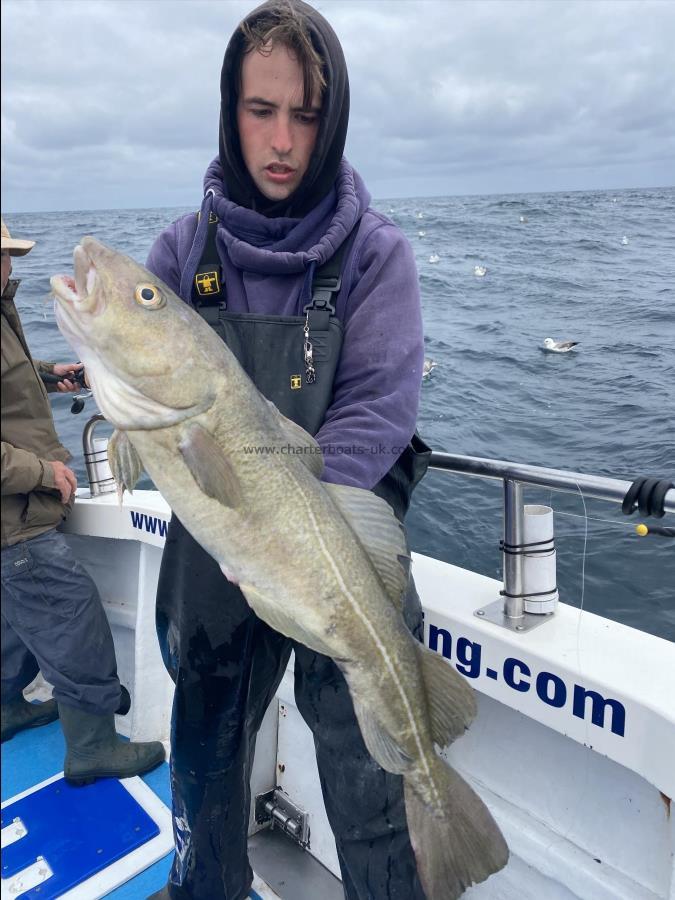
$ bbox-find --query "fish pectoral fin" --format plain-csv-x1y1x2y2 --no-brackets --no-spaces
239,582,336,657
325,483,409,610
108,430,144,501
178,423,242,508
353,699,412,775
417,644,477,746
267,400,324,479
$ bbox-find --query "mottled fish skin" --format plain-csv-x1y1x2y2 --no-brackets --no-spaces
52,237,508,898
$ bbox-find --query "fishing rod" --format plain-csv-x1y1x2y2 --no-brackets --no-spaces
40,368,92,414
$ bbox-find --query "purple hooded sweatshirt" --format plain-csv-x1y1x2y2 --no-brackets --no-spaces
146,156,423,490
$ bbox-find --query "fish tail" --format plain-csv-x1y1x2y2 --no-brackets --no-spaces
404,757,508,900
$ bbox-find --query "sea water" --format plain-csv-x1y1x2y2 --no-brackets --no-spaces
6,186,675,640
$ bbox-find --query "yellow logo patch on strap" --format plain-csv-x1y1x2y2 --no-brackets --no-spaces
196,210,219,225
195,271,220,295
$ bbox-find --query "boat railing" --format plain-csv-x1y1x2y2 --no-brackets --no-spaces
427,451,674,633
82,414,117,497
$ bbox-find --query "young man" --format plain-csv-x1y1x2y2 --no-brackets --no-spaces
1,217,165,782
146,2,428,897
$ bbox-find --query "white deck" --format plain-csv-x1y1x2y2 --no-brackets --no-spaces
57,489,675,899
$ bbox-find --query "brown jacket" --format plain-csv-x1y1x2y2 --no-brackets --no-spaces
1,279,72,548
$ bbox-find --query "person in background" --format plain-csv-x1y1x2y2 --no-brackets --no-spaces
146,2,430,898
1,216,165,783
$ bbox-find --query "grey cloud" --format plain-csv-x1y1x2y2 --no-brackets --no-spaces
2,0,673,212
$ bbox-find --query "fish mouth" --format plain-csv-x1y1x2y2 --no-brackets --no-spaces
50,241,102,316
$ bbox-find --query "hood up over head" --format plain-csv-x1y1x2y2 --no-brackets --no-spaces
219,0,349,218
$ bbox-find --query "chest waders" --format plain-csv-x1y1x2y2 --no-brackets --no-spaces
154,218,430,900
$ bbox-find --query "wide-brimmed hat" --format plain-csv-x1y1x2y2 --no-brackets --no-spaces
1,217,35,256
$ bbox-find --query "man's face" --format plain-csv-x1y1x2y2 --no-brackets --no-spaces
1,251,12,296
237,42,321,202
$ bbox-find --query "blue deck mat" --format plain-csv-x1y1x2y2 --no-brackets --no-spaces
2,719,173,898
1,776,159,897
1,720,268,899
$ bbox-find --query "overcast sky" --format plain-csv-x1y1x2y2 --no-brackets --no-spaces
2,0,674,212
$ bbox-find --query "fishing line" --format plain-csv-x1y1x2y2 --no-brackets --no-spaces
573,480,589,633
41,291,57,322
540,481,591,852
569,482,593,843
556,509,640,531
560,482,591,845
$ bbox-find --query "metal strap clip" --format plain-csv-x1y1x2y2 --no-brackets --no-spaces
302,275,341,314
303,313,316,384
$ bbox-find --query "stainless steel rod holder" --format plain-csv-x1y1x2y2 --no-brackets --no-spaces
82,414,116,497
503,479,525,619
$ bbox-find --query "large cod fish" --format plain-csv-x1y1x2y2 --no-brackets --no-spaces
52,238,508,899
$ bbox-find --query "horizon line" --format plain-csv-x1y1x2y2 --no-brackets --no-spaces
4,182,673,217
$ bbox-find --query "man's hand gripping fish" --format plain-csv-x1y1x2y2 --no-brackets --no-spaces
51,237,508,899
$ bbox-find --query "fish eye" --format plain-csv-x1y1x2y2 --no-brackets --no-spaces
134,283,165,309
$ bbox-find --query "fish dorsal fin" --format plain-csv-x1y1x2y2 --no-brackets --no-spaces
324,483,409,611
416,643,477,746
179,422,242,508
266,400,324,479
108,429,144,502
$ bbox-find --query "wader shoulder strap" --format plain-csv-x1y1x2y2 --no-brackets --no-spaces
193,214,359,317
193,212,226,307
304,227,359,316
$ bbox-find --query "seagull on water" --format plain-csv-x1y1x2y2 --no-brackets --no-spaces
474,265,487,277
542,337,579,353
429,253,440,264
423,358,438,378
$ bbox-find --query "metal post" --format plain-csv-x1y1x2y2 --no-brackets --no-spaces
82,414,116,497
503,479,524,620
475,476,554,633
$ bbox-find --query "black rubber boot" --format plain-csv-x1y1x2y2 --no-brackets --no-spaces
58,703,165,785
117,685,131,716
1,696,59,743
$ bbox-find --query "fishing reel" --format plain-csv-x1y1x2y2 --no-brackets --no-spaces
40,367,92,414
